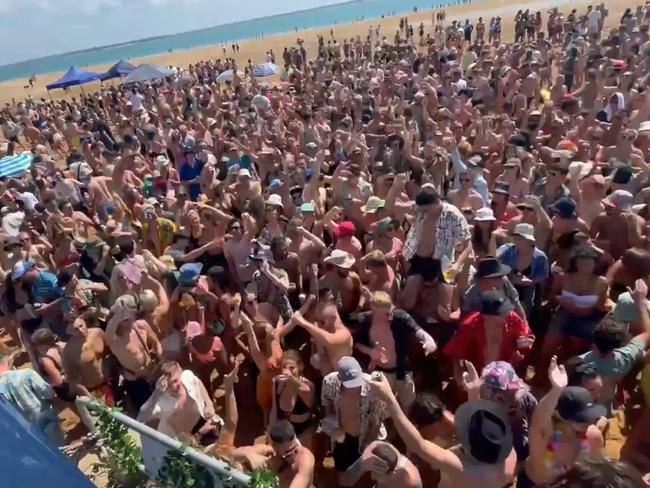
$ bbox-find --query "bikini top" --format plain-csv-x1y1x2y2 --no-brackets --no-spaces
561,289,599,308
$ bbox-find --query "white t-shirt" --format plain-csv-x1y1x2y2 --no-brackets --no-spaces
127,92,145,112
587,10,602,31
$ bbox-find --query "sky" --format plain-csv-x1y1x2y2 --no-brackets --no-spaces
0,0,348,65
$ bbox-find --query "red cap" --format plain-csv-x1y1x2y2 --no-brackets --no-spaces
334,221,355,238
557,139,578,153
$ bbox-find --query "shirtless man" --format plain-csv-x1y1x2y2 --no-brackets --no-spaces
333,221,363,260
354,292,436,411
359,250,399,301
224,215,256,288
138,361,220,444
87,173,115,222
369,374,517,488
104,294,163,410
341,441,422,488
268,419,315,488
62,313,115,405
286,218,326,293
289,298,353,376
590,190,645,259
448,171,484,211
320,250,362,318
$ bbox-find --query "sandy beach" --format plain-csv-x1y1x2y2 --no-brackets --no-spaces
0,0,640,105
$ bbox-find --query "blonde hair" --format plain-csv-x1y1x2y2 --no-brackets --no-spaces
371,291,393,309
458,141,473,159
139,289,159,313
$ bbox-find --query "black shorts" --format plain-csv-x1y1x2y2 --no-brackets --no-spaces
333,434,360,472
408,255,443,282
123,377,154,411
53,382,76,402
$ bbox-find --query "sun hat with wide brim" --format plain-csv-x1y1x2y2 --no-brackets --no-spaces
361,196,386,214
512,223,536,243
324,249,356,269
475,257,511,279
455,400,513,464
474,207,496,222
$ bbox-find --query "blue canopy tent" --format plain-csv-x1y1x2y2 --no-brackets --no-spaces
46,66,101,91
0,398,94,488
99,59,136,81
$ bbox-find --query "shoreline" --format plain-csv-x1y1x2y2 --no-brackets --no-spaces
0,0,634,104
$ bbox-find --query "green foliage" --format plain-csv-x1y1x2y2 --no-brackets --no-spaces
157,446,213,488
93,404,148,488
246,469,279,488
91,403,280,488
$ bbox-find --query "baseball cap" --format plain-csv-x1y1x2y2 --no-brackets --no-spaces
556,386,607,424
611,166,633,185
337,356,368,388
265,194,284,208
178,262,203,287
376,217,400,234
300,202,315,213
238,168,251,178
549,197,577,219
334,221,355,238
603,190,633,209
11,260,34,281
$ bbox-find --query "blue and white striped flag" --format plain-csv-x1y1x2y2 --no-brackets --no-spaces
251,63,280,78
0,152,33,178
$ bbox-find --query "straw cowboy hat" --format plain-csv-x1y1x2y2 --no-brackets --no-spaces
323,249,356,269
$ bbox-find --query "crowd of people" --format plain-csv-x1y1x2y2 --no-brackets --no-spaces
2,3,650,487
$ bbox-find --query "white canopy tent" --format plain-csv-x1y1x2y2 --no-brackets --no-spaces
121,64,174,84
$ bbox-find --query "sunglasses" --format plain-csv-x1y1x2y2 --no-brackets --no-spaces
460,177,472,182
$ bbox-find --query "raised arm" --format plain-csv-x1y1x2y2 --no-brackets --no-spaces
293,311,346,349
367,374,462,473
236,302,268,372
527,356,567,479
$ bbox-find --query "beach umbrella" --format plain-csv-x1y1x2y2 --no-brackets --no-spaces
215,69,235,83
251,63,280,78
0,152,33,178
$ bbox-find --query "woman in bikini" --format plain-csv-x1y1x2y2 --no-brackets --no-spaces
269,350,316,450
235,292,283,427
542,245,610,364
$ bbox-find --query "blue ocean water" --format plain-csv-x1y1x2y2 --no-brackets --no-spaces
0,0,447,82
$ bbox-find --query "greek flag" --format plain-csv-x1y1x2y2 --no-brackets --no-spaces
0,152,33,178
251,62,280,78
